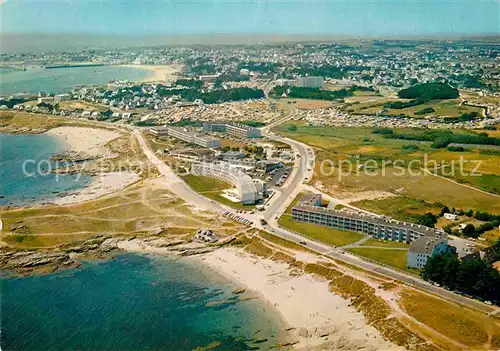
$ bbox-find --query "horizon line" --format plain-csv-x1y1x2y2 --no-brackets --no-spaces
4,32,500,39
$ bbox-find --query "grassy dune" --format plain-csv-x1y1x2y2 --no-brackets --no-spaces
0,181,241,249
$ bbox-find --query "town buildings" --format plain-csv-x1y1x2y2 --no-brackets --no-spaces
150,126,221,148
291,194,449,268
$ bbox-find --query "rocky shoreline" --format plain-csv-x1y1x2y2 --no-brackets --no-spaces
49,150,98,163
0,235,230,277
0,125,49,134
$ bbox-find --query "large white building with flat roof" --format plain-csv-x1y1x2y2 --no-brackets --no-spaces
407,237,448,269
296,76,325,89
292,194,446,244
150,126,221,148
203,122,262,139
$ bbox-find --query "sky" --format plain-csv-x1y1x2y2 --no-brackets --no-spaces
1,0,499,36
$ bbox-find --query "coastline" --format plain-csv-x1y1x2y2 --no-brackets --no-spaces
190,247,404,350
119,64,180,84
42,126,140,206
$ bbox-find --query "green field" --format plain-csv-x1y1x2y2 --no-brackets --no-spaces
273,122,500,214
182,174,232,193
342,96,485,118
278,214,365,247
347,247,409,271
353,196,443,223
360,238,410,248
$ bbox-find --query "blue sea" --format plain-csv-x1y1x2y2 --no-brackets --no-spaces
0,65,151,95
0,132,92,206
1,253,286,350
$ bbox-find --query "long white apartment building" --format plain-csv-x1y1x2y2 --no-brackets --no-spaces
191,162,265,204
292,194,446,244
149,126,221,148
203,122,262,139
296,76,325,89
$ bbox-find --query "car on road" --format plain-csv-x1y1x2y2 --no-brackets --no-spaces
299,241,307,245
269,228,274,232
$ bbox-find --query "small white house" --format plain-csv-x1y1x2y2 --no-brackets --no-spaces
444,213,458,221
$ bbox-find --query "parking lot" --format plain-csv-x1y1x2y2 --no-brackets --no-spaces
267,166,292,187
223,211,255,226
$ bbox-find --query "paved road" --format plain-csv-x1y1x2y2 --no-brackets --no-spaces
260,105,315,221
134,129,227,214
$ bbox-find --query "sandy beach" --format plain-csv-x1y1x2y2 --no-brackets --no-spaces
120,64,180,84
190,247,404,350
45,126,121,158
113,240,402,349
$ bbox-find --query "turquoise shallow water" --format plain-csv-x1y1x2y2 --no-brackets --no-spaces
1,253,285,350
0,66,151,95
0,132,92,206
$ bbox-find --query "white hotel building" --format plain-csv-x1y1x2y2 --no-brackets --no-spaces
191,162,265,204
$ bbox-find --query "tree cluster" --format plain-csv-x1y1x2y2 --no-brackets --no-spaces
174,79,203,89
422,252,500,304
397,82,459,102
270,86,367,101
157,86,264,104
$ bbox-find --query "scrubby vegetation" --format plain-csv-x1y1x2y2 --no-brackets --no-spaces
373,128,500,149
414,107,435,115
